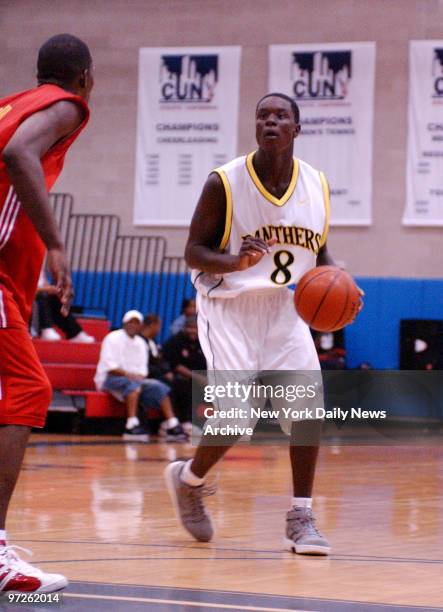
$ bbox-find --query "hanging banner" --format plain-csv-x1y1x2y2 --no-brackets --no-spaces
404,41,443,226
269,42,375,225
133,46,241,226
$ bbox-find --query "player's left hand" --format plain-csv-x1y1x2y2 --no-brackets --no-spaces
47,247,73,316
348,285,365,323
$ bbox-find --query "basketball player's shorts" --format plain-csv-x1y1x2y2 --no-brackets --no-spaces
0,284,52,428
197,289,323,436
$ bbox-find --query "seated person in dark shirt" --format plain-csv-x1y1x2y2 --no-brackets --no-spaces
139,314,173,383
162,315,206,429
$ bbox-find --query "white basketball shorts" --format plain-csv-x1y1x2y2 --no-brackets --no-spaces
197,288,320,372
196,289,322,437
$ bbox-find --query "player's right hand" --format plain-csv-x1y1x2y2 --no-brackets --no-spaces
237,236,277,270
47,248,73,316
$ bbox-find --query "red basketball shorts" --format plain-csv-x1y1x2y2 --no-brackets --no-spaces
0,284,51,428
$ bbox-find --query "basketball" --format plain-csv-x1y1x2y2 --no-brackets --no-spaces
294,265,361,332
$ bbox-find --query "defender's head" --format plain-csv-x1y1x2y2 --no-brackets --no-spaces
37,34,94,101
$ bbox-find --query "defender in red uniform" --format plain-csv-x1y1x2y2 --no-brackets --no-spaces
0,34,93,592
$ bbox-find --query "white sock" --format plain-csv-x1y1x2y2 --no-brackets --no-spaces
165,417,178,429
126,416,140,429
0,529,6,543
291,497,312,509
180,460,205,487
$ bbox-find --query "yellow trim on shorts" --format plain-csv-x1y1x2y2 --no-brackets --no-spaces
246,151,299,207
319,171,330,247
213,168,233,251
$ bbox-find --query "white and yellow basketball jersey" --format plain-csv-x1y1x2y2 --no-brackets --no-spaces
192,151,330,298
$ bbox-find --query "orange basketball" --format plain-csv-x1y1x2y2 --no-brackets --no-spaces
294,266,361,332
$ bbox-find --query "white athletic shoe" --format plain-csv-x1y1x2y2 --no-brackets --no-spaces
284,507,331,555
0,545,68,593
69,331,95,343
40,328,62,341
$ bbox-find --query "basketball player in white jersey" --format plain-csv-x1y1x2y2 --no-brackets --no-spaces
165,93,346,555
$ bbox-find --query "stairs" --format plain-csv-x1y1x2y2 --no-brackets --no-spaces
34,340,101,364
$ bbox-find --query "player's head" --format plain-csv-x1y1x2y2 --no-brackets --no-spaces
255,93,300,152
37,34,94,101
256,93,300,123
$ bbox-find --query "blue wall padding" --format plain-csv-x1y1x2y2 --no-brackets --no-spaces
72,272,443,367
345,278,443,369
72,271,195,342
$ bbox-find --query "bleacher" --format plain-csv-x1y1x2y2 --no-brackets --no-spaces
39,193,195,430
50,192,195,341
33,318,126,430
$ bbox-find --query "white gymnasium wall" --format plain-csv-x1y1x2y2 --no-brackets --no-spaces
1,0,442,277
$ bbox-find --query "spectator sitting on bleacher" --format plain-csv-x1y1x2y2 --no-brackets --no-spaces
139,314,173,384
163,314,207,431
34,269,95,343
94,310,187,442
169,298,196,336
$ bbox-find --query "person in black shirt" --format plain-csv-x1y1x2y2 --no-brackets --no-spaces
139,314,173,383
162,315,206,426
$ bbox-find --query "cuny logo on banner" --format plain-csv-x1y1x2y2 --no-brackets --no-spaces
290,51,352,102
432,49,443,98
159,54,218,104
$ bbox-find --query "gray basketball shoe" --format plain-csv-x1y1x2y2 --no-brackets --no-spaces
284,507,331,555
164,461,214,542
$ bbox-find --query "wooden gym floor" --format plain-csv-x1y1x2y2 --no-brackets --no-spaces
5,435,443,611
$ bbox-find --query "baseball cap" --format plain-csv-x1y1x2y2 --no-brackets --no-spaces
122,310,143,324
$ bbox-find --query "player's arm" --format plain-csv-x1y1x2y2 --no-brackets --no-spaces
2,101,85,314
185,173,275,274
316,242,335,267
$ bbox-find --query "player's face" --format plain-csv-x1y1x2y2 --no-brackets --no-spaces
255,97,299,153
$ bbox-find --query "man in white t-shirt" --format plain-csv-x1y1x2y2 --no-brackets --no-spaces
94,310,186,441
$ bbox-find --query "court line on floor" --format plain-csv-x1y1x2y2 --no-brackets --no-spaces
16,538,443,566
27,439,193,448
37,556,307,563
64,592,310,612
63,582,443,612
23,463,85,470
34,555,443,566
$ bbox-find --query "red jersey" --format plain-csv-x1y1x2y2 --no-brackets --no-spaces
0,84,89,323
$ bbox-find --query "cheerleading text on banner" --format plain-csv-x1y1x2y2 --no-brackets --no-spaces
269,43,375,225
404,41,443,226
134,47,241,226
